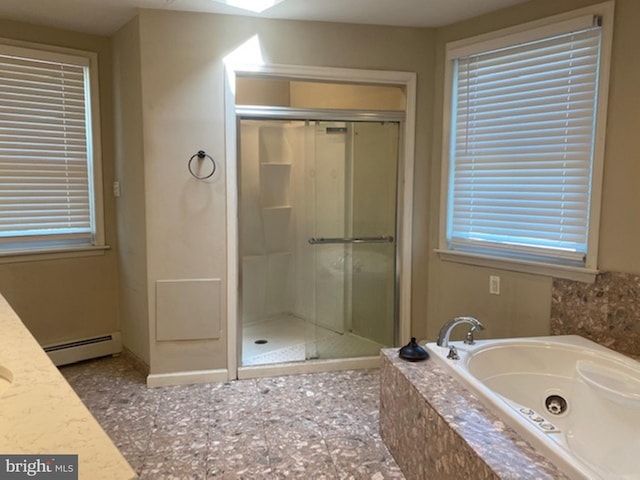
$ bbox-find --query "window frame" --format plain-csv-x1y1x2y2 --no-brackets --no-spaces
0,38,106,262
437,2,614,283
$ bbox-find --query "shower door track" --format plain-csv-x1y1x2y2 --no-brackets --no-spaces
236,105,405,123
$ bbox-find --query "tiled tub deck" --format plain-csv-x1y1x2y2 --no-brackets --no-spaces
379,349,567,480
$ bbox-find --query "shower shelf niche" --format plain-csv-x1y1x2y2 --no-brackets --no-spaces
240,122,301,325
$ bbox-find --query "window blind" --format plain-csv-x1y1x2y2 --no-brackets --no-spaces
447,25,602,264
0,48,93,245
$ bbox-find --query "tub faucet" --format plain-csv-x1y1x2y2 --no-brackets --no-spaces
436,316,485,348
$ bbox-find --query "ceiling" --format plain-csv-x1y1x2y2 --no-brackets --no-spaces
0,0,531,36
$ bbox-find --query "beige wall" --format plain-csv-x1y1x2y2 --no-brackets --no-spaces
134,10,435,373
289,82,405,110
597,0,640,271
236,77,290,106
0,20,119,346
236,78,406,110
425,0,640,341
112,17,150,365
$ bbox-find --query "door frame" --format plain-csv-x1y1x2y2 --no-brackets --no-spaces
224,63,416,379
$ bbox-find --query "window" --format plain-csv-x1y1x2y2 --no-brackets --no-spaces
0,42,104,257
439,5,613,281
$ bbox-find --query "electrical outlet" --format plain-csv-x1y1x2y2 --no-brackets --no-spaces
489,275,501,295
113,181,121,197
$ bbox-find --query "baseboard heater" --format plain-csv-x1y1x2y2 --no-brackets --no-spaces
43,332,123,366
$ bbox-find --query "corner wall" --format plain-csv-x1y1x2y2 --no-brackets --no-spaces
112,17,150,365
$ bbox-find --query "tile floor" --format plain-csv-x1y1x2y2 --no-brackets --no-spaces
242,314,385,366
60,355,406,479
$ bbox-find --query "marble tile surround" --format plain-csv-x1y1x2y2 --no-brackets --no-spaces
61,356,405,479
551,271,640,357
379,350,566,480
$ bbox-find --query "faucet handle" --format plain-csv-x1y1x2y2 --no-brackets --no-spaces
463,324,483,345
447,346,459,360
463,330,475,345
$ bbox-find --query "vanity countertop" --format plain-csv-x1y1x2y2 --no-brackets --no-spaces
0,293,137,480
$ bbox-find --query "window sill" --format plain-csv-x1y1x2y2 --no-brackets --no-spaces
0,245,111,264
435,249,598,283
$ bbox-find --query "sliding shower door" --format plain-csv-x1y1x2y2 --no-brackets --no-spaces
307,121,398,360
238,118,398,366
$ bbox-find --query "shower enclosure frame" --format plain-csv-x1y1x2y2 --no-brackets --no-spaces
223,64,417,380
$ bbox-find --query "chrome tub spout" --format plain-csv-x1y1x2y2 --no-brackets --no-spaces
436,316,484,348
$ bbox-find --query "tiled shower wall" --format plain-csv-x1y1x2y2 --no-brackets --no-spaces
551,271,640,357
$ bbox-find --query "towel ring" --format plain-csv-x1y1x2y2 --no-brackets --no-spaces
188,150,216,180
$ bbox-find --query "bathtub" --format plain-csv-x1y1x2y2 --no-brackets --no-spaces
425,335,640,480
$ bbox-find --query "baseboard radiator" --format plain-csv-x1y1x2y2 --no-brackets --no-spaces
44,332,123,366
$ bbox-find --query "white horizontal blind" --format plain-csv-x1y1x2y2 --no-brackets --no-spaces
0,48,93,244
448,25,602,264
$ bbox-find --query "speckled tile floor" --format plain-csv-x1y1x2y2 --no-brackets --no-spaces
60,355,405,479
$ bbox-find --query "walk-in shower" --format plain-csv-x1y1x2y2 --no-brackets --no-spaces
238,113,400,367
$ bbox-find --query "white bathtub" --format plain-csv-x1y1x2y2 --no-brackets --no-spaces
425,335,640,480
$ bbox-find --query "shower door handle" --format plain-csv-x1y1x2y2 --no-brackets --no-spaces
308,236,394,245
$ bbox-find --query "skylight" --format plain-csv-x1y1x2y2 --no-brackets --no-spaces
210,0,284,14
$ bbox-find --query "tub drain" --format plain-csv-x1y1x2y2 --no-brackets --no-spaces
545,395,567,415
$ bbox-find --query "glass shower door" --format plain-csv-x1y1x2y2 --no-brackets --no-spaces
307,121,399,360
